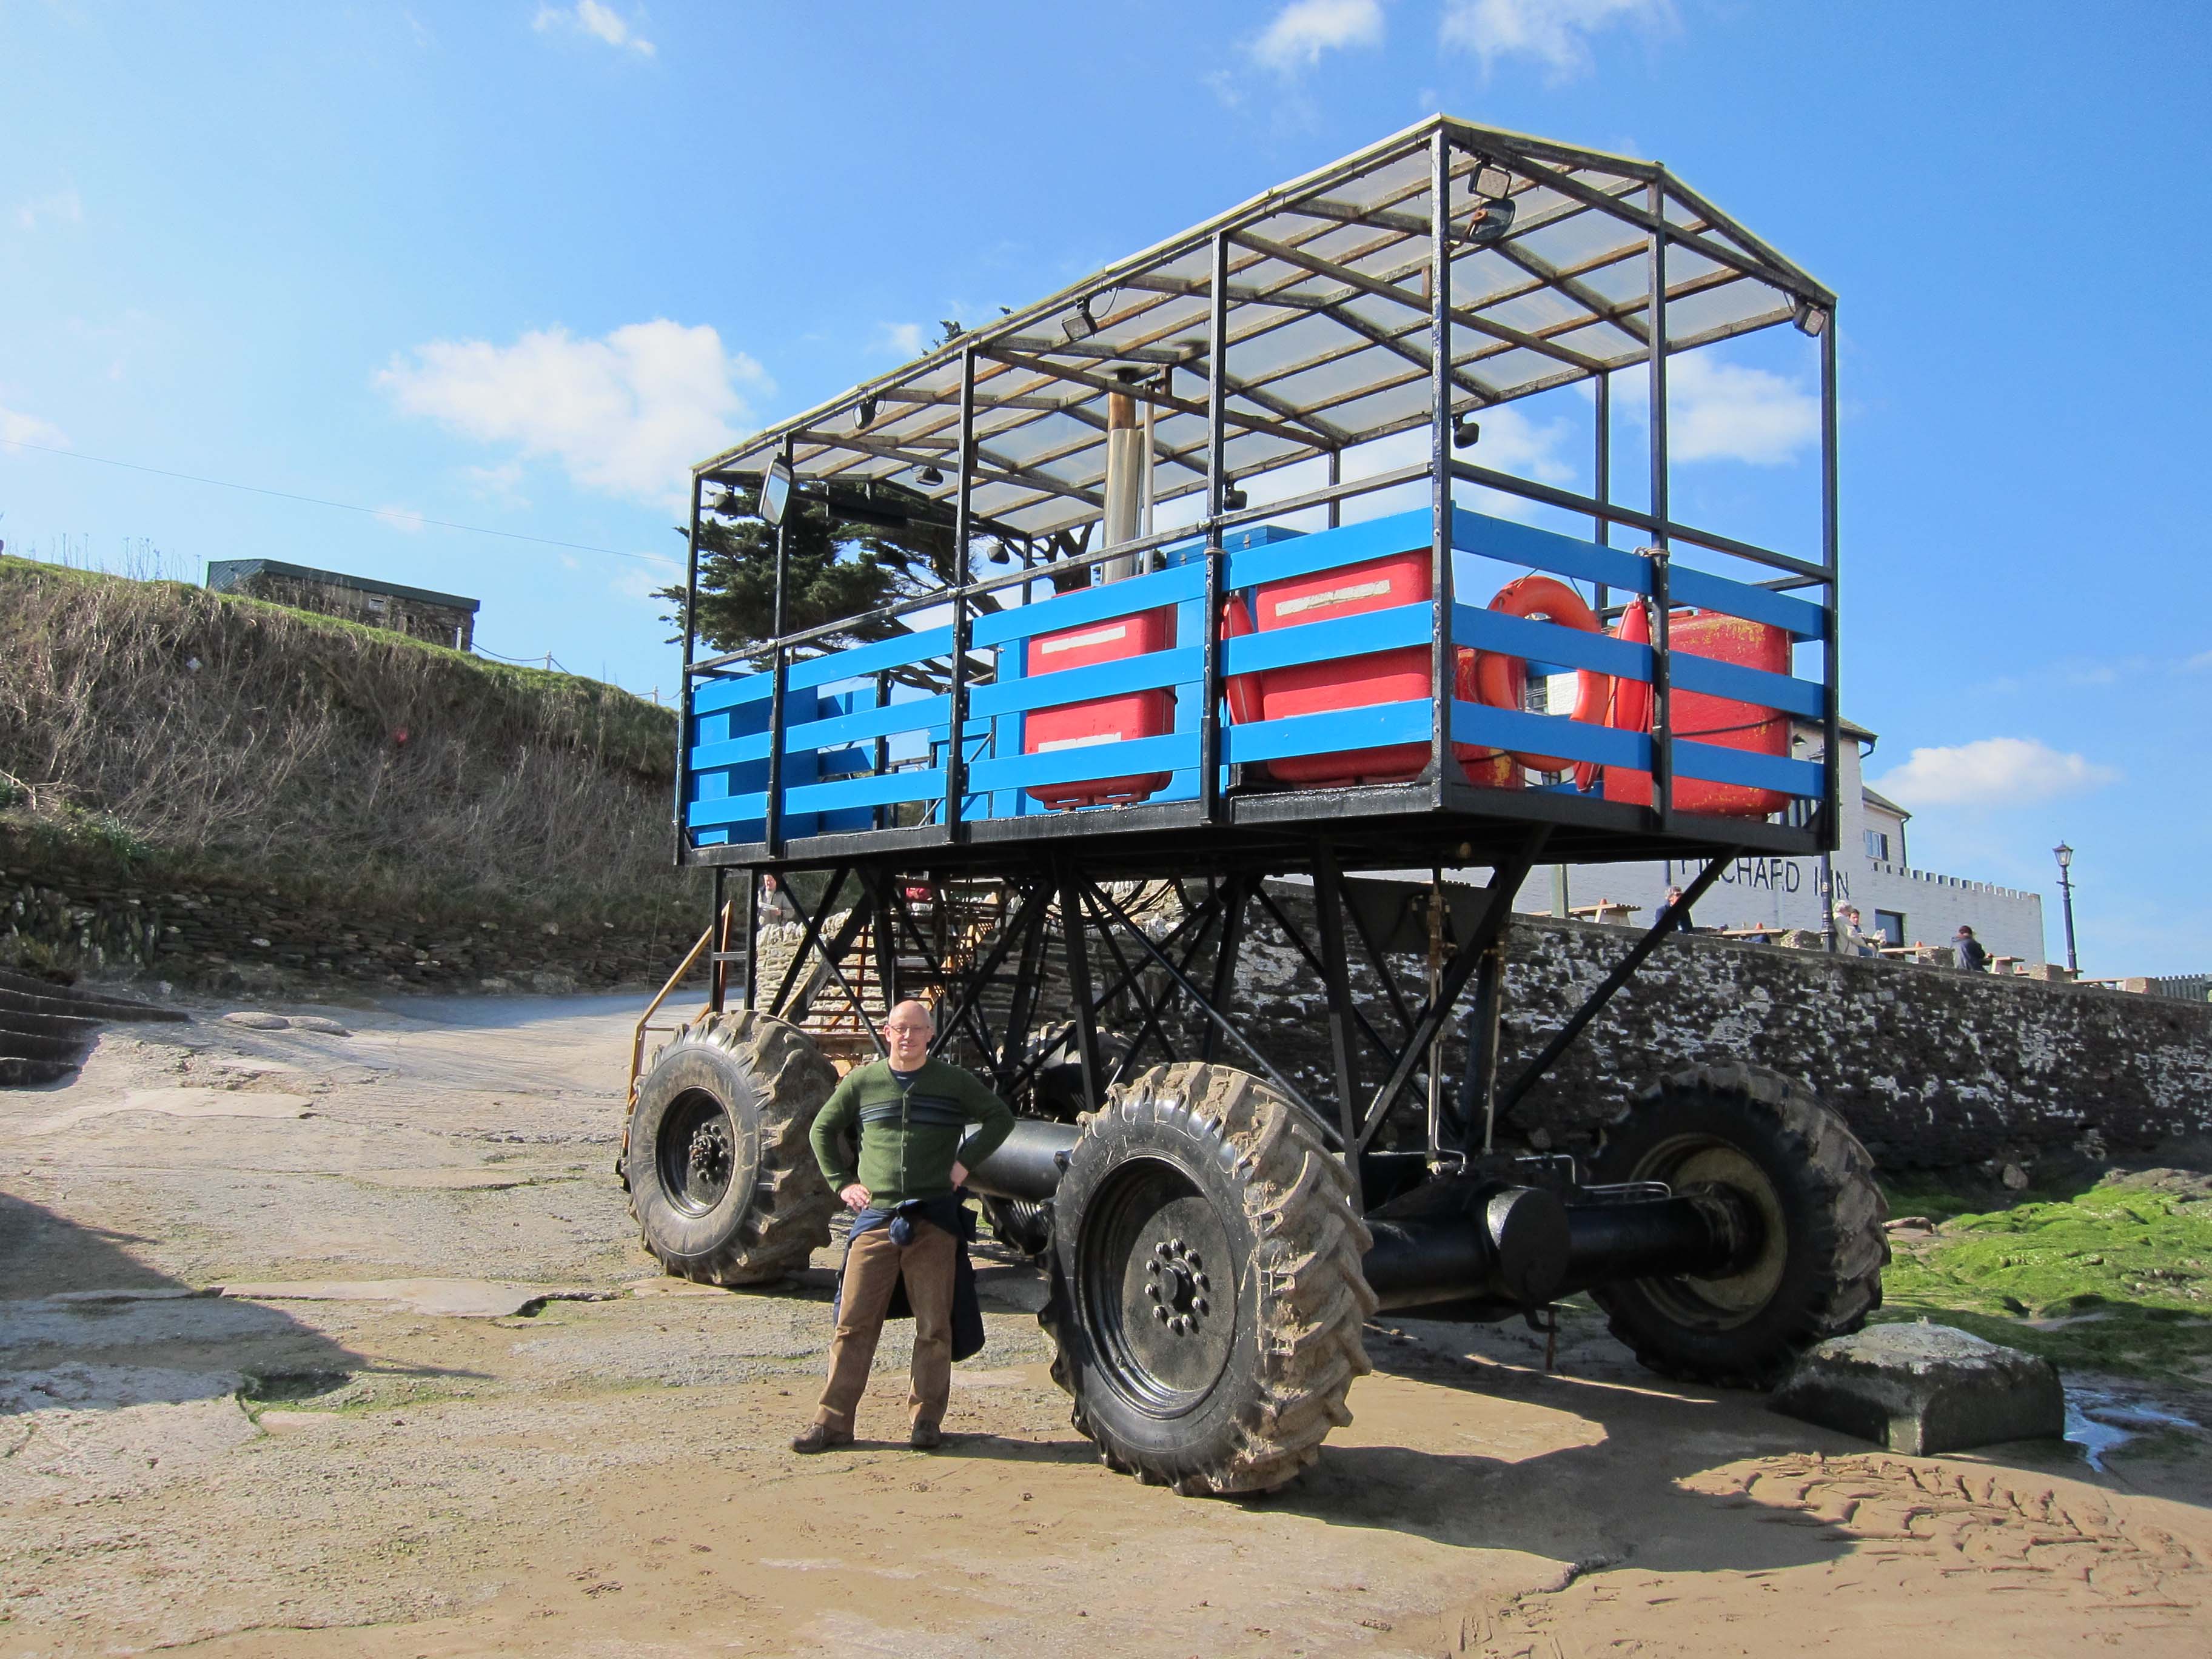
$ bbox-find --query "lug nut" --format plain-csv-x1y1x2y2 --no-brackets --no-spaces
1170,1238,1186,1254
1195,1298,1208,1316
1155,1242,1171,1258
1154,1305,1170,1323
1186,1253,1202,1272
1195,1273,1210,1291
1146,1259,1159,1275
1145,1283,1159,1301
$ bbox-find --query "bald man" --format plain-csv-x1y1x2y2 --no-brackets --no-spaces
794,1000,1015,1452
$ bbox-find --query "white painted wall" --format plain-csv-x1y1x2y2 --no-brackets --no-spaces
1505,728,2049,963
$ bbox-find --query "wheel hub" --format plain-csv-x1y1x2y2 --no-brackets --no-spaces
1082,1161,1237,1411
688,1118,734,1190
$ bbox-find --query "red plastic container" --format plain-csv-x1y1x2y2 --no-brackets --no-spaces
1024,608,1176,809
1253,551,1432,786
1603,608,1792,816
1244,552,1515,788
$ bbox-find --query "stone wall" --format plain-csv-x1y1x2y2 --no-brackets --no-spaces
1,843,700,996
1225,887,2212,1175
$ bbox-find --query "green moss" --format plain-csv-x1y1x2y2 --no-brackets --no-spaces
1875,1175,2212,1382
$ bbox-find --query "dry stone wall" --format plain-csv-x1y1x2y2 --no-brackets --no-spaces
1227,886,2212,1175
2,842,700,996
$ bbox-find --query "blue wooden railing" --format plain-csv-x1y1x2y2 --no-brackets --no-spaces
683,503,1830,848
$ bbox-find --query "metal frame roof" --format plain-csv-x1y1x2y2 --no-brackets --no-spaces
696,115,1831,547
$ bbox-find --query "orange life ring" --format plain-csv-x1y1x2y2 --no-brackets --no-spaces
1472,575,1610,773
1219,597,1265,726
1572,596,1652,791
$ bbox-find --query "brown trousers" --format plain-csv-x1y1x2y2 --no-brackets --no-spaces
814,1219,956,1434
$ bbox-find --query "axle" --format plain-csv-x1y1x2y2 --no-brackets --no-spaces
965,1121,1757,1314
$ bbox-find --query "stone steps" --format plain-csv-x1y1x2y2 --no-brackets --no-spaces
0,967,190,1090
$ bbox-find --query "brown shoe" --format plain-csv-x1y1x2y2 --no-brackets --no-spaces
791,1423,852,1455
909,1421,942,1451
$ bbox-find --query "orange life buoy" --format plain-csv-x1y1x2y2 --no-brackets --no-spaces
1472,575,1610,774
1219,597,1265,726
1572,595,1653,791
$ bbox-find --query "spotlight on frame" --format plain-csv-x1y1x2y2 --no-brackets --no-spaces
1063,295,1099,344
917,464,945,487
1452,414,1481,450
1460,159,1518,247
1793,298,1831,338
856,396,878,429
759,456,795,526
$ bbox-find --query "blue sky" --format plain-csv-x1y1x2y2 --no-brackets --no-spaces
3,2,2206,974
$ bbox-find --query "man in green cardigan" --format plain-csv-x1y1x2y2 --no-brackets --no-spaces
793,999,1015,1453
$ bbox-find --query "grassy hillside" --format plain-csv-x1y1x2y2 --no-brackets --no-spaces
0,556,690,925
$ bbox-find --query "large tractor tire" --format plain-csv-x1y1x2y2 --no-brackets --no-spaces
1587,1061,1888,1389
623,1010,840,1285
1041,1062,1375,1496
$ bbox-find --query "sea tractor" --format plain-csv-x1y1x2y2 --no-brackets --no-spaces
621,117,1885,1495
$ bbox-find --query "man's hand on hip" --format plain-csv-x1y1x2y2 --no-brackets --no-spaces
951,1162,968,1188
839,1183,870,1210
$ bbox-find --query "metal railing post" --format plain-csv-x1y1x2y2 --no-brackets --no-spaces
674,473,702,863
1646,183,1673,831
762,436,793,857
1428,127,1456,796
1819,306,1842,848
1201,229,1230,823
947,345,976,836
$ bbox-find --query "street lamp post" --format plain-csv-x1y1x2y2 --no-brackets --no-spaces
2054,842,2079,974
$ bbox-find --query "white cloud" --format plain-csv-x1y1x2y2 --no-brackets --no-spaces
873,321,926,358
1873,737,2120,810
15,187,83,232
0,402,68,448
2184,650,2212,674
1667,356,1819,464
1606,353,1819,466
377,320,767,508
372,505,427,534
533,1,654,56
1252,0,1384,71
1441,0,1673,81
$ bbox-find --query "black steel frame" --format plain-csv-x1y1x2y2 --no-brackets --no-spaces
667,116,1843,1185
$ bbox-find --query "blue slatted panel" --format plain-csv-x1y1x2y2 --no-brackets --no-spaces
1222,513,1429,588
1223,602,1432,676
1448,701,1652,771
1672,741,1825,796
1450,603,1653,680
970,565,1204,648
967,731,1198,795
1223,700,1430,765
968,647,1199,720
781,692,951,754
1668,652,1825,719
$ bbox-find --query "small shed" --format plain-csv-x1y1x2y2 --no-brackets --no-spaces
206,559,479,650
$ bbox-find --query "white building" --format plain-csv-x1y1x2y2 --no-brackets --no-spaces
1512,719,2049,963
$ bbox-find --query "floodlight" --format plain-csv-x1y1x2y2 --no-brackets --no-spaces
1452,414,1481,450
1793,299,1830,338
759,457,794,526
917,464,945,487
856,396,878,429
1460,193,1517,247
1222,483,1248,511
1063,296,1098,343
1472,162,1513,199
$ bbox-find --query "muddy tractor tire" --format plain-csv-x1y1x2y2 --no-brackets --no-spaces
1587,1061,1889,1389
623,1010,840,1285
1041,1062,1375,1496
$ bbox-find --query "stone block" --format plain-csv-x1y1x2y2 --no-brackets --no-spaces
1770,1322,2063,1455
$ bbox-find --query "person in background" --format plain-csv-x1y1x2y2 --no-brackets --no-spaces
793,999,1014,1454
1838,905,1876,958
1953,924,1991,973
1662,885,1694,932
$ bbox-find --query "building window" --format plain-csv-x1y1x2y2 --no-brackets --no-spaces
1865,828,1890,861
1872,909,1906,947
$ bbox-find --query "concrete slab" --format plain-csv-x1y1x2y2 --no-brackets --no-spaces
1771,1321,2065,1455
221,1011,291,1030
220,1277,587,1318
25,1087,315,1133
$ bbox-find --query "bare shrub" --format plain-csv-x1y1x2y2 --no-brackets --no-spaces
0,560,688,925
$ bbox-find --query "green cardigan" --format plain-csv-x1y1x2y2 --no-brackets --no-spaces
808,1056,1016,1206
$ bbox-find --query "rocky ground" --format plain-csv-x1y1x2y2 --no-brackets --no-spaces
2,991,2207,1657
